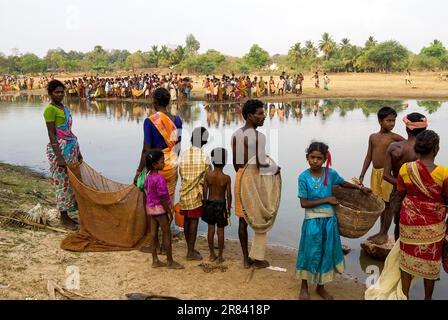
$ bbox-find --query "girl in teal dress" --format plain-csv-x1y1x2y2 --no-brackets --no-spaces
296,142,370,300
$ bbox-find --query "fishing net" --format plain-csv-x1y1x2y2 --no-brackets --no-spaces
60,162,148,252
239,156,281,261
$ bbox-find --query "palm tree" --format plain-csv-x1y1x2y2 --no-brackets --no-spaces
339,38,351,51
304,40,318,58
170,45,186,65
318,33,336,60
364,36,377,49
431,39,442,46
160,45,170,60
149,45,160,67
288,42,304,69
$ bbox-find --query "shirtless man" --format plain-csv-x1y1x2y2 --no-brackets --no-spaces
231,99,279,268
381,112,428,243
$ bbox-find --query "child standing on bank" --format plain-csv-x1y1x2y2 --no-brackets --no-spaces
203,148,232,263
358,107,404,245
296,142,370,300
144,150,184,270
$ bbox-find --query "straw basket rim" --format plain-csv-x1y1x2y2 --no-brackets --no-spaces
333,186,385,239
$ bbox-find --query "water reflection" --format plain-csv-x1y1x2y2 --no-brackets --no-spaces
1,93,445,122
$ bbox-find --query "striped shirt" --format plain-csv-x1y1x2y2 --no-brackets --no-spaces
179,146,211,210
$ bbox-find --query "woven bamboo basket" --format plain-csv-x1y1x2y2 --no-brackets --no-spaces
333,186,385,239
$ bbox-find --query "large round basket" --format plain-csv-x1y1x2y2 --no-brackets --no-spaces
333,186,385,239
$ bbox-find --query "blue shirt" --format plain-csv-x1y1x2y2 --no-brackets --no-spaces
143,116,182,149
298,167,345,212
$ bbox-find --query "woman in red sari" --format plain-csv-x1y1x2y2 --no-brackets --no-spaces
397,130,448,299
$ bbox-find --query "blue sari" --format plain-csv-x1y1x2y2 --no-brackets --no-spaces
296,167,345,285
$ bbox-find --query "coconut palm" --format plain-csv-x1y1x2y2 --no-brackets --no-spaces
339,38,351,51
318,32,336,60
288,42,304,69
365,36,377,49
304,40,318,58
149,45,160,67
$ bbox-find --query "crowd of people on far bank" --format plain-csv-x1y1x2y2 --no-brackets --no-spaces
202,71,330,102
40,78,447,300
2,71,333,103
1,75,51,92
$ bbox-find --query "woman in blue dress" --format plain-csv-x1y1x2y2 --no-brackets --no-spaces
297,141,370,300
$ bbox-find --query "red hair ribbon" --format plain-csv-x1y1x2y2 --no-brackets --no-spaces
323,150,332,186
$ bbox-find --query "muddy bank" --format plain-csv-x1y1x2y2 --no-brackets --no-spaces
0,162,366,300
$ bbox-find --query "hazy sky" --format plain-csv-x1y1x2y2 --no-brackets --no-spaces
1,0,447,57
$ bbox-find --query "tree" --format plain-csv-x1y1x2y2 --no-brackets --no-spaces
147,45,161,67
185,34,200,56
420,39,447,58
45,49,67,71
365,36,377,50
367,41,409,72
125,51,147,72
18,53,46,73
318,33,336,60
109,49,130,69
177,49,225,74
243,44,270,69
304,40,318,58
82,45,109,72
0,53,8,74
288,42,304,70
339,38,351,51
170,45,186,65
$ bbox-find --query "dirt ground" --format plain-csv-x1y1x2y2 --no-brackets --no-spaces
0,163,366,300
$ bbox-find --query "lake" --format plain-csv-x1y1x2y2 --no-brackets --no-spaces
1,94,447,300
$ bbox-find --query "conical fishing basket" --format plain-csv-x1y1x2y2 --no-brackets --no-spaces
333,186,385,239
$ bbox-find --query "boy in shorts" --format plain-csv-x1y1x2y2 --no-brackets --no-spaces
203,148,232,263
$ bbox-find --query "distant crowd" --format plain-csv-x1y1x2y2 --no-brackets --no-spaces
1,75,50,92
1,71,334,102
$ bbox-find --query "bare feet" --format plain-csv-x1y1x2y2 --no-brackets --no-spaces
151,260,167,268
60,216,79,231
186,251,203,261
167,261,185,269
252,259,270,269
209,254,217,262
299,288,310,300
316,286,334,300
243,257,254,269
217,256,225,264
368,233,389,245
139,244,153,253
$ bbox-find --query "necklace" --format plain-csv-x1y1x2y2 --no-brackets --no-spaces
311,175,322,189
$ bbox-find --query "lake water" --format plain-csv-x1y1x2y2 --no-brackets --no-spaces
1,94,447,300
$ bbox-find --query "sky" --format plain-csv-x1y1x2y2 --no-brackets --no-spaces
1,0,447,57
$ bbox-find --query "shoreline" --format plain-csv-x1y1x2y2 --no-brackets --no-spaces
0,161,366,300
3,89,448,104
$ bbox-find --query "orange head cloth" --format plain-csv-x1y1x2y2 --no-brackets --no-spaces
402,115,428,130
323,150,332,186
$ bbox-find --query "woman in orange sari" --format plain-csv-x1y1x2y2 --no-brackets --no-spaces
134,88,182,252
397,130,448,300
134,88,182,203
